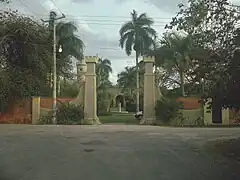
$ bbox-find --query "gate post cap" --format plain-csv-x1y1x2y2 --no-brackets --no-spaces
143,56,155,63
85,56,98,63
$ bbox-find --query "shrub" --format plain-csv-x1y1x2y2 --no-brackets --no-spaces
155,98,183,124
126,102,143,112
126,102,136,112
39,102,84,125
39,113,53,124
97,99,110,115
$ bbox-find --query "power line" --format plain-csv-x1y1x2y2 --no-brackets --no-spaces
0,9,169,26
0,39,128,51
75,22,166,26
60,18,169,23
49,0,64,15
17,0,38,16
1,39,139,59
0,9,170,24
31,14,172,20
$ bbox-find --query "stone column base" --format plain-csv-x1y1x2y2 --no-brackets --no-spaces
84,117,101,125
140,118,156,125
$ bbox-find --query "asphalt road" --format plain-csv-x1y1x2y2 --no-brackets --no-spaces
0,125,240,180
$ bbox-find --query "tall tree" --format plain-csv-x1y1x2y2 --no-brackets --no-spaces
117,66,137,98
96,58,113,114
0,0,10,3
167,0,240,108
117,64,144,100
55,21,84,95
154,32,192,96
0,10,52,111
119,10,157,112
96,58,112,89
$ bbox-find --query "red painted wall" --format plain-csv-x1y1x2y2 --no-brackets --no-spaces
40,97,74,109
0,100,32,124
176,97,201,110
0,97,75,124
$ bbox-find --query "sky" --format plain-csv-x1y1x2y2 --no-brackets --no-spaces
2,0,240,83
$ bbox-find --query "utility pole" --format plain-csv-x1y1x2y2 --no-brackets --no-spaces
42,11,65,124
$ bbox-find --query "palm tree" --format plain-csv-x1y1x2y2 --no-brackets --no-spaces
56,22,84,61
96,58,112,89
55,21,84,95
154,32,192,97
117,66,137,97
96,58,113,114
119,10,157,112
117,64,144,100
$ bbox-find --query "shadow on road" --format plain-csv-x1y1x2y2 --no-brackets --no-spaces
207,138,240,162
0,169,14,180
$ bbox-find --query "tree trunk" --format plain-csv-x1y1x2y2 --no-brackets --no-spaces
136,51,140,112
56,75,61,97
179,71,185,97
63,76,67,87
48,69,53,88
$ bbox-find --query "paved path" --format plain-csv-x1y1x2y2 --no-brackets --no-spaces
0,125,240,180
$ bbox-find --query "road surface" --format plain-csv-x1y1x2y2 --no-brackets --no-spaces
0,125,239,180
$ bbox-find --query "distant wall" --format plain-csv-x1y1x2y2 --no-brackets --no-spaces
39,97,75,117
176,97,201,110
170,97,202,125
170,108,202,126
40,97,74,109
229,109,240,125
0,99,32,124
0,97,75,124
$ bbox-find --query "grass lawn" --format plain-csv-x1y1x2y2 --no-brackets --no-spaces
99,113,140,124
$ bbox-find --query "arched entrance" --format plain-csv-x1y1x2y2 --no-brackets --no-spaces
74,55,156,125
115,94,124,107
115,94,125,112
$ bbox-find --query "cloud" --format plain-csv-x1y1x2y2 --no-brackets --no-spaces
71,0,93,3
232,0,240,5
115,0,185,11
150,0,186,12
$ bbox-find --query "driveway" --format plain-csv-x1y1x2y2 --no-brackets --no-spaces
0,125,239,180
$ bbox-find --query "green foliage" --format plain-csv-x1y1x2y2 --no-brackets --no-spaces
153,32,193,96
164,0,240,108
97,91,112,115
119,10,157,56
117,65,144,98
96,58,113,90
155,98,183,123
96,58,113,114
39,102,84,125
56,21,84,80
0,10,52,107
126,98,143,112
56,102,84,124
39,114,53,125
0,0,10,3
119,10,157,111
60,80,79,98
0,10,85,112
126,102,136,112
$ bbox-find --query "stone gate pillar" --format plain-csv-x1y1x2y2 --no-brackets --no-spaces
141,56,156,125
77,59,87,105
84,56,100,125
71,59,87,106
